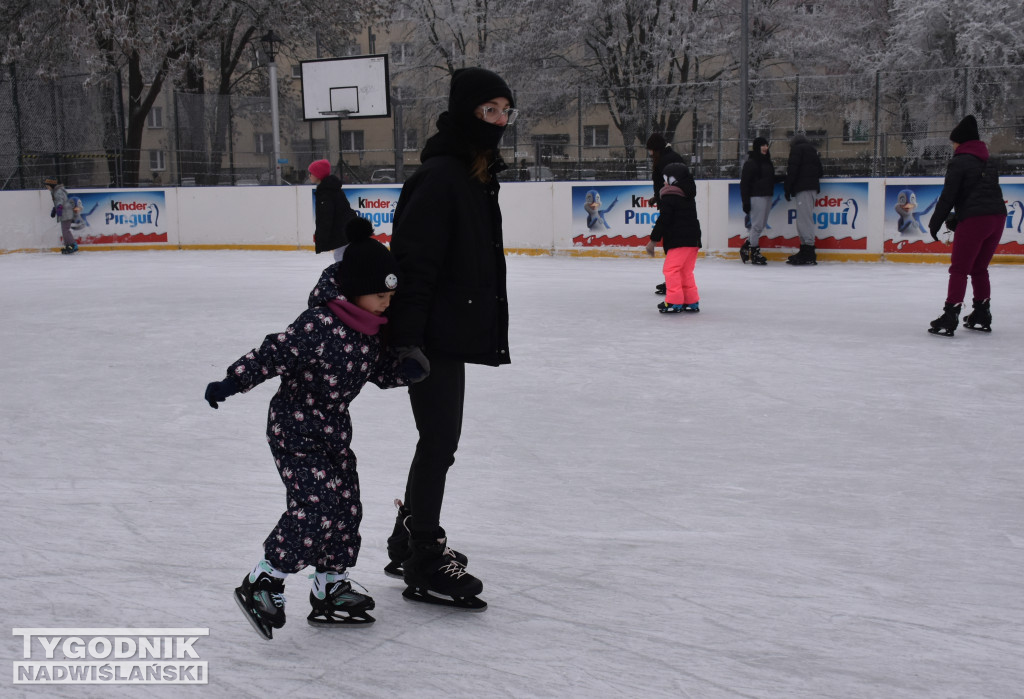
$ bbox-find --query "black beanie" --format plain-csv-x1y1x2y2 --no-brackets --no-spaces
752,137,769,151
448,67,515,118
337,217,399,299
646,133,667,151
949,115,980,143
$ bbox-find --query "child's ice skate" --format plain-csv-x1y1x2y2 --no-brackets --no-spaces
657,302,684,314
307,571,375,626
234,561,287,640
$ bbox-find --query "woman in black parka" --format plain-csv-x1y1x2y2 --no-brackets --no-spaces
384,67,516,607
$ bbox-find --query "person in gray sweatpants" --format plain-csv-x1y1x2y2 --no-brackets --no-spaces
44,177,79,254
784,134,823,265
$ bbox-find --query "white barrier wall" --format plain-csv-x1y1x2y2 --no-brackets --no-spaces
3,178,1023,261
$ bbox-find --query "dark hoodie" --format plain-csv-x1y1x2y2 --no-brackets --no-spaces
927,140,1007,235
785,134,823,197
313,174,357,253
384,113,511,366
740,138,779,211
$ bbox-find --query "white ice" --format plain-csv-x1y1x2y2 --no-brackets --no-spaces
1,251,1023,698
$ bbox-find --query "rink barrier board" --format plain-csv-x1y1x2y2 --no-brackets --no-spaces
2,178,1022,263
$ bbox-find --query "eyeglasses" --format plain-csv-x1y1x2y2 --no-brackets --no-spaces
478,105,519,126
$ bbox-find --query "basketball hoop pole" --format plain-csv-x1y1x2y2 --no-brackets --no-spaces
322,110,351,183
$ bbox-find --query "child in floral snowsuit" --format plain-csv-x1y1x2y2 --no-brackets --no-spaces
205,218,413,637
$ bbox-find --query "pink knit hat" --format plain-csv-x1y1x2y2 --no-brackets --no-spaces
308,159,331,181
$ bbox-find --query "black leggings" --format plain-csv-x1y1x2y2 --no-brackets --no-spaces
404,356,465,534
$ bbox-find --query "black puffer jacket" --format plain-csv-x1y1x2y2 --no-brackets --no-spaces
313,175,357,253
650,184,702,251
785,134,823,197
927,140,1007,235
740,148,777,212
386,115,510,367
651,147,684,207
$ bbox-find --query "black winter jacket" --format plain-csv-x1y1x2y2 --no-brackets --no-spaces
313,175,357,253
927,140,1007,235
739,150,778,212
650,183,702,251
784,135,823,197
386,119,511,367
652,147,684,207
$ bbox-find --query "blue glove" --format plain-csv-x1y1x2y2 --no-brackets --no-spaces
55,205,63,217
396,346,430,384
205,377,240,408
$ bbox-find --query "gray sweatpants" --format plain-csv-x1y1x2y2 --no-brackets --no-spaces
793,190,817,245
748,196,771,247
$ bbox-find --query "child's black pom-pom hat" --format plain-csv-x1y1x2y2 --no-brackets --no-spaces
336,218,399,299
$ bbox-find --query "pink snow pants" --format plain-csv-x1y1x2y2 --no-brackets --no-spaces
663,247,700,305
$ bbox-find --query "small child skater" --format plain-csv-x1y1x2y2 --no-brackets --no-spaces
645,162,702,313
204,217,414,638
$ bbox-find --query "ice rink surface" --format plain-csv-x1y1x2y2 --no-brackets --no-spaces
2,250,1022,698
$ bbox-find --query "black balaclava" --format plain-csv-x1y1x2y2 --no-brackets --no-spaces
446,67,515,152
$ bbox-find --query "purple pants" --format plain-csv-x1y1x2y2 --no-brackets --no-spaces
946,213,1004,304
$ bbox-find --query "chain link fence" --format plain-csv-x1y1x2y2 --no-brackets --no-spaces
2,64,1022,189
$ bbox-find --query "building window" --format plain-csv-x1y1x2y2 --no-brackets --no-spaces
843,120,870,143
584,125,609,147
404,128,418,150
390,43,412,65
147,107,163,129
754,126,772,141
340,130,364,151
290,65,302,79
149,150,166,171
255,132,272,154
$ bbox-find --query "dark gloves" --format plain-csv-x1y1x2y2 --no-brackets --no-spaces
55,205,63,218
744,213,751,230
205,377,240,409
50,207,56,218
396,346,430,384
784,191,791,202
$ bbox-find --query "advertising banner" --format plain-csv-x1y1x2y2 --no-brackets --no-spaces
68,191,169,246
336,186,399,241
570,184,660,247
883,182,1024,254
726,181,869,250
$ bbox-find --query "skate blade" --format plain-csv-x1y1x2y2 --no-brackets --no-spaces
234,588,274,640
383,561,404,578
927,328,955,337
964,325,992,332
306,611,376,626
402,586,487,611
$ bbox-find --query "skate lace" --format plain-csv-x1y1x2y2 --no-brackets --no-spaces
269,592,286,608
439,560,470,579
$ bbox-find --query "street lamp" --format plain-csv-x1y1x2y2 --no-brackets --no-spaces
260,30,283,185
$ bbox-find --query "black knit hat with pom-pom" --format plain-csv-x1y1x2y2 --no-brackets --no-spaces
336,217,399,298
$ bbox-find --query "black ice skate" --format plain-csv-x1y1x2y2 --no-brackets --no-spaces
385,499,467,578
739,240,751,264
749,246,768,265
928,302,962,337
963,298,992,332
657,302,684,314
654,282,666,295
234,564,287,640
307,572,375,626
402,534,486,611
786,244,817,265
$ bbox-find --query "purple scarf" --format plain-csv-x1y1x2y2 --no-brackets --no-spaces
326,298,388,335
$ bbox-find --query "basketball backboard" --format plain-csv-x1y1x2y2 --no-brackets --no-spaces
300,54,391,121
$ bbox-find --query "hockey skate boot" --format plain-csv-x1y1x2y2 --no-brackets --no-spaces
963,298,991,332
682,302,700,313
657,302,684,313
402,533,486,610
928,302,962,337
385,499,467,578
234,561,287,640
749,246,767,265
786,244,817,265
307,571,375,626
654,282,666,295
739,240,751,264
